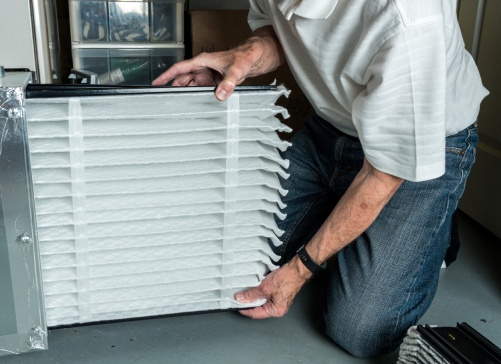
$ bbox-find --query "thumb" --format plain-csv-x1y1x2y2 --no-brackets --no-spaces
235,286,265,304
214,65,246,101
215,79,237,101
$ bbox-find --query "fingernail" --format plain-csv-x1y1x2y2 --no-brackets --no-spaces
216,88,229,101
235,293,244,302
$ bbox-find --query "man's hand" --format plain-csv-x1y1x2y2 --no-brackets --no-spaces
152,49,254,101
152,26,284,101
235,255,312,319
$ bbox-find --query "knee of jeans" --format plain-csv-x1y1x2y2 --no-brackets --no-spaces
323,309,406,358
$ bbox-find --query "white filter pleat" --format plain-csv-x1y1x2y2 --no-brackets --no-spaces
32,169,286,198
31,157,289,183
33,184,287,218
25,87,290,326
29,129,290,153
29,142,288,168
35,199,285,229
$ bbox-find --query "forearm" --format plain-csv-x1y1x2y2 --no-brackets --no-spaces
290,159,404,280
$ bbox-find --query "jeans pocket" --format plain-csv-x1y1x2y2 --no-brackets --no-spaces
445,123,479,156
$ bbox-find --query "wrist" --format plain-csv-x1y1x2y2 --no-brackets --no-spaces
295,244,327,278
242,30,284,74
288,254,313,283
242,36,267,64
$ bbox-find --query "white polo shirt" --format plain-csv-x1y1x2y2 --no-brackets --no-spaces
248,0,488,181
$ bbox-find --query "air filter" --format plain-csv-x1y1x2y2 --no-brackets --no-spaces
397,323,501,363
0,73,290,355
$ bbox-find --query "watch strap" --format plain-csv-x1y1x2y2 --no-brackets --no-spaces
296,244,327,276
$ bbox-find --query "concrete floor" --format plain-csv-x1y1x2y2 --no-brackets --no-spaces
3,211,500,364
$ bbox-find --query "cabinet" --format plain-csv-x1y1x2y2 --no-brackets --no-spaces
69,0,185,85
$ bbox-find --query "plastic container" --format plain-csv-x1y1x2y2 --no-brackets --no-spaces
69,0,184,43
72,46,184,85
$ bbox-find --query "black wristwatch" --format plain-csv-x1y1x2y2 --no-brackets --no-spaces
296,244,327,276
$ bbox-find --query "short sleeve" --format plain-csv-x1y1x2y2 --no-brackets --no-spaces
352,20,448,182
248,0,273,32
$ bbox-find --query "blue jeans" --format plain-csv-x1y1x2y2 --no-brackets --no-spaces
276,115,478,357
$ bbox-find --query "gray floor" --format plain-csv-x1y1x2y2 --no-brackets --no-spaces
3,211,500,364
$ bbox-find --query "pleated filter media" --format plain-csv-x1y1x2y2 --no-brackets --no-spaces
24,87,291,327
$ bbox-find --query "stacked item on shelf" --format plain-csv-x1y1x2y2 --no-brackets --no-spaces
69,0,185,85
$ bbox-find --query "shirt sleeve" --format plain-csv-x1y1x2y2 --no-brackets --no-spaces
352,20,448,182
248,0,273,32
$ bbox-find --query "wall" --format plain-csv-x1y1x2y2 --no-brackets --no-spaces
0,0,37,72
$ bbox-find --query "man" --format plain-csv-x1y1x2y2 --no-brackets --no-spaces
153,0,488,357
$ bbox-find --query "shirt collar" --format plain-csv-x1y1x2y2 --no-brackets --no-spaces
278,0,338,20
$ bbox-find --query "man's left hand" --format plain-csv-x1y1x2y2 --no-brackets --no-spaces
235,256,311,319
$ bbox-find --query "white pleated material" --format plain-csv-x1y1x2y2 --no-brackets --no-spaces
25,87,291,327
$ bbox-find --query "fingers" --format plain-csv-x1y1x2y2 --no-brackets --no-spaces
170,73,196,87
235,289,269,319
234,263,308,320
152,62,183,86
152,53,222,86
235,286,265,304
234,282,288,320
238,306,272,320
152,51,248,101
238,302,288,320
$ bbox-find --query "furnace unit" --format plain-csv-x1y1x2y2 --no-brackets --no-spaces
0,71,290,356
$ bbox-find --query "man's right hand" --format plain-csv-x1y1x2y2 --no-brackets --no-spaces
152,49,254,101
152,26,285,101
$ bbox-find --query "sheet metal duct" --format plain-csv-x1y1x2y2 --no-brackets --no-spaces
0,72,290,354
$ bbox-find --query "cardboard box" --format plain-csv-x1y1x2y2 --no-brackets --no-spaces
189,10,313,136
